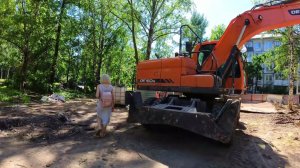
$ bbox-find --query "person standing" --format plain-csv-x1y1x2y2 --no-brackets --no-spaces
95,74,114,137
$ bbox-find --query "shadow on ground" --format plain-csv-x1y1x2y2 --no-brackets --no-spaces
0,101,289,168
99,124,288,168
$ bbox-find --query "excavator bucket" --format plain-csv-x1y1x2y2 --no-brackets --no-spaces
126,92,241,144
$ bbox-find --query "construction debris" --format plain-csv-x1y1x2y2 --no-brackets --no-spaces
41,94,65,103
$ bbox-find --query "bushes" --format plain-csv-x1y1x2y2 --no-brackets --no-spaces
55,89,88,100
0,86,30,103
258,86,290,94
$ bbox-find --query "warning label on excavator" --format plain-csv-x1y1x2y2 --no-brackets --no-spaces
139,79,174,83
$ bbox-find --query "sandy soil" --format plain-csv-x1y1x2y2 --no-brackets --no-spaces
0,99,299,168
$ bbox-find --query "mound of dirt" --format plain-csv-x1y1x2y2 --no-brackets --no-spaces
0,104,90,143
274,113,300,125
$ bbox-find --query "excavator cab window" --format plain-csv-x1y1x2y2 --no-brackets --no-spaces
198,52,204,66
228,61,241,78
197,44,216,71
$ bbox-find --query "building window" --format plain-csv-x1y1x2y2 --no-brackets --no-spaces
257,76,262,80
253,41,262,51
254,52,262,56
265,66,271,72
264,40,273,51
247,52,253,62
264,64,274,72
265,74,273,81
246,41,253,47
275,73,287,80
274,41,281,47
275,73,282,80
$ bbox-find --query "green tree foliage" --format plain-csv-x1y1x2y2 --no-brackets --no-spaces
250,0,268,5
134,0,192,60
189,12,208,42
210,24,226,41
180,11,208,54
0,42,20,79
245,54,265,93
0,0,56,91
261,27,300,109
249,1,300,109
262,28,300,79
0,0,198,93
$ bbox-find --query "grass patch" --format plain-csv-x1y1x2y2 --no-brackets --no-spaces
0,79,6,83
0,86,31,103
55,89,89,100
0,85,90,103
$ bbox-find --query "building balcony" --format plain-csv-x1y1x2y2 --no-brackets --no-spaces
256,80,273,86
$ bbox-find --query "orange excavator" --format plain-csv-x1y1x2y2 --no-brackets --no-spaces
126,0,300,143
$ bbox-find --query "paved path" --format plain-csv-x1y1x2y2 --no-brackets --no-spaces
241,102,278,113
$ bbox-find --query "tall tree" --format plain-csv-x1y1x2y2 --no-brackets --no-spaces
210,24,226,41
250,0,268,5
0,0,195,93
245,54,264,93
135,0,191,60
49,0,67,85
109,0,140,64
262,27,300,110
249,0,300,110
190,12,208,42
287,27,298,110
0,0,55,90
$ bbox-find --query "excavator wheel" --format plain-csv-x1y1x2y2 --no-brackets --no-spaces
142,124,160,131
143,97,158,106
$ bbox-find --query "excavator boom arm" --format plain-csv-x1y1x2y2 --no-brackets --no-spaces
202,0,300,71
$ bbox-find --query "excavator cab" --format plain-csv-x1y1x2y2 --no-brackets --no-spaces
191,42,217,73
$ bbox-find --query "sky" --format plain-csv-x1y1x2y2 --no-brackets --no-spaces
193,0,254,38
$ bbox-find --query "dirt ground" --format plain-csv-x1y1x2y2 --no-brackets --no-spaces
0,99,300,168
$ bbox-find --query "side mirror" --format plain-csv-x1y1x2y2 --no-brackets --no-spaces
185,41,193,54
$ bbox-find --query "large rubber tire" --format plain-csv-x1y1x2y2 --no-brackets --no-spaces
143,97,157,106
142,124,160,131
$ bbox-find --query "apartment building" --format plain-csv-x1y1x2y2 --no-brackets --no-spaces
245,33,293,93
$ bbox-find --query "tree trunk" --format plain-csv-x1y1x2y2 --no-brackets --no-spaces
95,16,105,85
91,5,98,85
49,0,66,84
83,55,87,93
0,68,3,79
288,27,296,111
255,76,258,93
20,50,30,90
66,49,72,84
146,27,154,60
252,77,255,94
128,0,139,64
6,67,10,79
145,3,156,60
297,74,299,95
95,57,102,84
19,0,30,90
